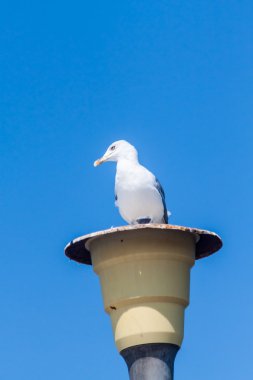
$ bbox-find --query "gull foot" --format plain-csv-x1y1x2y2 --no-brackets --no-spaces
136,217,152,224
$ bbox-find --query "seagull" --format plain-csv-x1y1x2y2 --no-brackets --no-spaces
94,140,170,225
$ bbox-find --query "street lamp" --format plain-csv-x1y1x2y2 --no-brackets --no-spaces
65,224,222,380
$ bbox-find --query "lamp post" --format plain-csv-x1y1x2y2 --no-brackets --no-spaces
65,224,222,379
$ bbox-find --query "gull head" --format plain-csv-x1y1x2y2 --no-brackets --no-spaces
94,140,138,167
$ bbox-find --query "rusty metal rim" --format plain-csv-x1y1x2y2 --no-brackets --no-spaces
64,224,222,265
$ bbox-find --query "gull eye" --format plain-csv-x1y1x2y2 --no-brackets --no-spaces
110,145,116,151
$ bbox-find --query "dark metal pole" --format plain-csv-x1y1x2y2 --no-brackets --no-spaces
120,343,179,380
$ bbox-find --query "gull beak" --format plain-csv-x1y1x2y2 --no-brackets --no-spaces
94,149,113,167
94,155,107,167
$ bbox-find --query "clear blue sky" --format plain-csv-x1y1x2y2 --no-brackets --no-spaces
0,1,252,379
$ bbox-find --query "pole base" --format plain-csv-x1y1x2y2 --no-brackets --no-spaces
120,343,179,380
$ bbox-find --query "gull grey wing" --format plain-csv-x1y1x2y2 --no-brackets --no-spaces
154,178,168,223
115,193,118,207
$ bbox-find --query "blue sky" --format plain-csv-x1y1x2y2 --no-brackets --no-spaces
0,1,252,379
